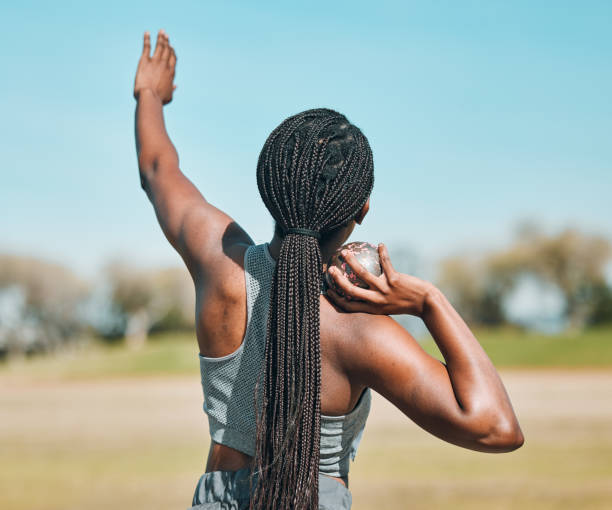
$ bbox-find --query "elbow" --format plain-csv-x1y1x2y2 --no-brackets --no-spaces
479,418,525,453
138,161,154,194
139,171,150,193
138,153,162,194
138,151,179,186
138,152,158,176
491,426,524,453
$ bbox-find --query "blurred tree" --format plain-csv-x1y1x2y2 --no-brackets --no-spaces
436,225,612,331
504,227,611,330
585,281,612,326
0,254,89,356
103,262,194,347
437,255,508,326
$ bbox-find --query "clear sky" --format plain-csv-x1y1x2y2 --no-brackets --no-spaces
1,1,610,279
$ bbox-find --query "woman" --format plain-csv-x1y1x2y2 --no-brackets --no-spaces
133,30,524,510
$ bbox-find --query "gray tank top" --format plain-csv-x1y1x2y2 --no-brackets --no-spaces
199,242,371,478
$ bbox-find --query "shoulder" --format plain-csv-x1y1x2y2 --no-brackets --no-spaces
322,299,415,352
321,299,427,386
180,204,254,285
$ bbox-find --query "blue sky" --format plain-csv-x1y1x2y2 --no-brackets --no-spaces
1,1,611,279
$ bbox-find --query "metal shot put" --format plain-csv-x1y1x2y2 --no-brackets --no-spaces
325,241,382,296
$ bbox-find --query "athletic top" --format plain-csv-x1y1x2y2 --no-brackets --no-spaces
199,242,371,478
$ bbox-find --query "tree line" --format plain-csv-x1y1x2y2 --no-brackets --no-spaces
436,224,612,330
1,224,611,358
0,258,194,358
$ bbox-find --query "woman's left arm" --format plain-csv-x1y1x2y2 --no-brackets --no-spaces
133,30,251,282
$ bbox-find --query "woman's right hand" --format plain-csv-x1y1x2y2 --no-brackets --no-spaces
326,243,435,317
134,29,177,104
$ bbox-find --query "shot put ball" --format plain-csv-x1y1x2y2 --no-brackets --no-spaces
325,241,382,296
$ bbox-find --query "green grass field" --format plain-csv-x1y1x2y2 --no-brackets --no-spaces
2,324,611,383
420,324,612,368
1,326,611,509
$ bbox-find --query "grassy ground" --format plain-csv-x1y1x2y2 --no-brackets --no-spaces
1,372,611,510
1,326,611,509
2,324,611,383
420,324,612,368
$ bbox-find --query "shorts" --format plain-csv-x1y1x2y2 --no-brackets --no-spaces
188,467,352,510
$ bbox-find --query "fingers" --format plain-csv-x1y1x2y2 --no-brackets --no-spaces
169,46,177,71
328,266,382,303
341,249,381,289
326,288,377,314
161,32,171,62
378,243,399,282
152,29,164,59
146,29,175,68
142,31,151,58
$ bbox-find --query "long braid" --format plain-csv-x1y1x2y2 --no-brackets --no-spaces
250,108,374,510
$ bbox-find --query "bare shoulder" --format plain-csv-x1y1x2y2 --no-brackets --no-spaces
321,298,441,392
181,205,254,283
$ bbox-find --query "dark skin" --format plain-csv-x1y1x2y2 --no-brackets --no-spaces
134,30,524,490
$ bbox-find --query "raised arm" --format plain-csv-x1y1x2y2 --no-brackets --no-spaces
328,245,524,453
133,30,251,282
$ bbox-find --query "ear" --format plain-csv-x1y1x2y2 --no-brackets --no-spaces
355,197,370,225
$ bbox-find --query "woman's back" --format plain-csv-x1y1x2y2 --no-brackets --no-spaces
196,242,373,479
199,243,371,476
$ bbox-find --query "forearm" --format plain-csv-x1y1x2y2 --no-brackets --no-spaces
134,88,179,177
326,244,523,450
422,286,522,443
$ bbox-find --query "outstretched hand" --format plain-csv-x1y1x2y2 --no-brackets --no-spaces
326,243,434,317
134,30,177,104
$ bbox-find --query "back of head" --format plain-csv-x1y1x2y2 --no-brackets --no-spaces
251,108,374,510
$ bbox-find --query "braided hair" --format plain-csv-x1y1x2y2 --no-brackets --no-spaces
249,108,374,509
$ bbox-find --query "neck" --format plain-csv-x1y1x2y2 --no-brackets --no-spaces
267,229,351,269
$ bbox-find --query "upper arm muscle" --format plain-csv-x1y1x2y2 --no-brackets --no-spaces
348,316,492,449
142,167,253,281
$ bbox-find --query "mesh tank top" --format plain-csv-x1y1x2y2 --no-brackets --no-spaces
199,242,371,478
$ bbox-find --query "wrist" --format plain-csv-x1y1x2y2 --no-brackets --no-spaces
420,283,443,319
134,86,161,102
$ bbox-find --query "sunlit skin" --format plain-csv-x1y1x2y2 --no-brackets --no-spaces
134,29,524,491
